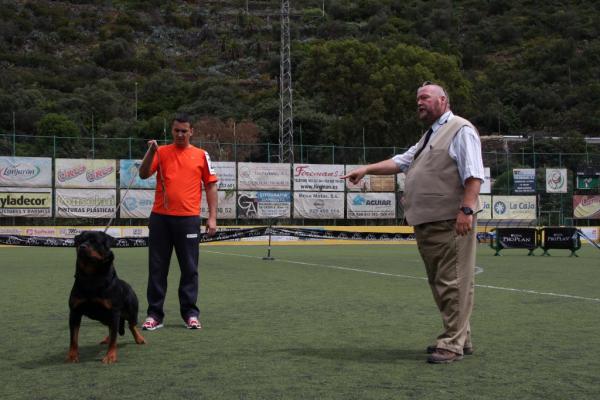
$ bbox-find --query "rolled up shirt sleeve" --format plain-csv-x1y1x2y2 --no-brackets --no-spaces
392,144,418,172
449,125,485,185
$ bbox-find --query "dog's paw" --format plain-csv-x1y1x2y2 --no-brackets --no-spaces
101,351,117,364
66,351,80,363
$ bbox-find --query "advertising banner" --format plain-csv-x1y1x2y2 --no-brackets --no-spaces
492,195,536,219
237,191,291,219
55,159,116,188
201,191,237,219
55,189,116,218
495,228,538,249
345,165,395,192
573,195,600,219
347,193,396,219
120,190,154,219
513,168,536,194
292,164,345,191
238,162,290,190
213,161,236,190
481,167,491,194
545,168,567,193
0,187,52,217
397,172,406,192
293,192,344,219
479,195,492,219
0,157,52,187
119,160,156,189
576,170,600,190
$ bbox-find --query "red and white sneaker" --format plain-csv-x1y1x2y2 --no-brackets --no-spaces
185,316,202,330
142,317,163,331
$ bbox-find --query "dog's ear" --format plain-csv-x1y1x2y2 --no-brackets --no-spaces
102,233,115,249
74,232,84,247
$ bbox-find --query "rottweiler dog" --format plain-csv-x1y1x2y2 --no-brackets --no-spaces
66,231,146,364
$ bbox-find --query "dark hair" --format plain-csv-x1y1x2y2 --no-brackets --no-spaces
172,112,192,125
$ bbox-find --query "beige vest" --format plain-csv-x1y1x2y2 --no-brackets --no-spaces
403,116,477,226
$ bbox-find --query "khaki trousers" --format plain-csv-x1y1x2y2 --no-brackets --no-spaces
414,219,476,355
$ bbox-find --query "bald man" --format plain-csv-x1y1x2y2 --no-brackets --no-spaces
342,82,484,363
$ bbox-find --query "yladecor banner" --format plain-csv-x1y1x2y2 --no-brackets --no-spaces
479,195,492,219
292,164,345,191
573,195,600,219
345,165,395,192
347,193,396,219
0,157,52,187
513,168,536,194
120,160,156,189
213,161,236,190
201,191,237,219
237,191,291,219
238,162,290,190
0,187,52,217
293,192,344,219
481,167,491,194
546,168,567,193
492,196,536,219
55,159,116,188
55,189,116,218
120,190,154,219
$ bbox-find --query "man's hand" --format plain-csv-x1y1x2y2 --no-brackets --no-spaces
147,140,158,151
340,166,368,185
455,212,473,236
205,217,217,237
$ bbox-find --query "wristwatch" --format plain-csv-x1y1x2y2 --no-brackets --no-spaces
459,206,474,215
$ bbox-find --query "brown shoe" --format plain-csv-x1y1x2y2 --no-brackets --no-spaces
426,345,473,355
427,349,464,364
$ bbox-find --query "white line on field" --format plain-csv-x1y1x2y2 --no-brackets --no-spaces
204,250,600,303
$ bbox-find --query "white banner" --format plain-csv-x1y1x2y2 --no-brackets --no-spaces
397,172,406,192
347,193,396,219
513,168,536,194
213,161,236,190
238,162,290,190
293,192,344,219
237,191,291,219
55,189,116,218
120,160,156,189
201,191,237,219
492,195,536,219
345,165,395,192
0,187,52,217
546,168,567,193
293,164,345,191
120,189,154,219
55,159,117,188
481,167,491,194
479,195,492,219
0,157,52,187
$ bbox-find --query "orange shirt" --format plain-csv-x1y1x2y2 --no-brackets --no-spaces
150,144,218,216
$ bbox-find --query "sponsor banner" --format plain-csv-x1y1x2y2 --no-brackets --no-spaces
55,189,116,218
292,164,345,191
0,157,52,187
479,195,492,219
57,226,121,238
201,191,237,219
397,172,406,192
237,191,291,219
23,227,59,237
347,193,396,219
120,160,156,189
55,159,116,188
580,227,598,241
496,228,538,249
573,195,600,219
122,226,149,237
238,162,290,190
120,190,154,219
345,165,395,192
481,167,491,194
513,168,536,194
0,187,52,217
576,170,600,190
541,227,579,250
293,192,344,219
492,196,536,219
213,161,236,190
546,168,567,193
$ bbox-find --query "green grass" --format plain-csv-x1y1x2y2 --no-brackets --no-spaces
1,244,599,399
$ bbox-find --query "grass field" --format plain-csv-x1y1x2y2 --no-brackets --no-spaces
1,243,599,400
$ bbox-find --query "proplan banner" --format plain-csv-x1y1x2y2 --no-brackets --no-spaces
120,189,154,218
481,167,491,194
238,162,290,190
345,165,395,192
492,195,536,219
0,187,52,217
201,191,237,219
513,168,536,194
0,157,52,187
293,164,345,191
237,191,291,219
213,161,236,190
120,160,156,189
55,189,116,218
293,192,344,219
55,159,116,188
479,195,492,219
546,168,567,193
573,195,600,219
347,193,396,219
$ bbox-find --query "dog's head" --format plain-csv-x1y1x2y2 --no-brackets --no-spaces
74,231,115,271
